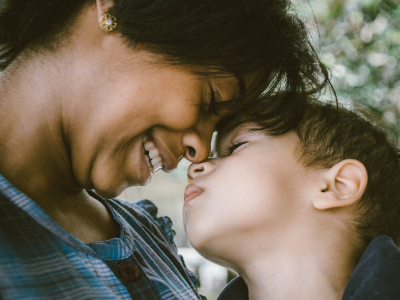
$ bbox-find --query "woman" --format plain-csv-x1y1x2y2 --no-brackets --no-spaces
0,0,329,299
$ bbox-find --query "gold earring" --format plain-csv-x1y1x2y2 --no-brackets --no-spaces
100,13,117,32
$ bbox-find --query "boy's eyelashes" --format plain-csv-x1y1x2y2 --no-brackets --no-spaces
224,140,248,156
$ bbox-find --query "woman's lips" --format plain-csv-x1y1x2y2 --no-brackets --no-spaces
148,130,179,172
138,144,151,186
184,184,204,204
155,143,178,172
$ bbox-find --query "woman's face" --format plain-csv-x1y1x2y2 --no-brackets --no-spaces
65,37,241,198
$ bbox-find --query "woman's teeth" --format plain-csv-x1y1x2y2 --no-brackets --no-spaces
143,136,164,173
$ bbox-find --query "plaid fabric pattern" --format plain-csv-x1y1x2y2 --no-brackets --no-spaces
0,173,205,300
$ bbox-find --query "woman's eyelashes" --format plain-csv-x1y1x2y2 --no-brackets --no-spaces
224,141,248,155
206,84,220,114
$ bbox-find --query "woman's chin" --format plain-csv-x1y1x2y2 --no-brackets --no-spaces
94,187,123,199
91,166,152,199
92,179,130,199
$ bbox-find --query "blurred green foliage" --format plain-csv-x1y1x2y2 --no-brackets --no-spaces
297,0,400,129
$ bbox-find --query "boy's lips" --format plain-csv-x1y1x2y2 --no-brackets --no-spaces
184,184,204,203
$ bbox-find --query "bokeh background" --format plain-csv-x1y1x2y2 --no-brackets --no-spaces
120,0,400,299
305,0,400,124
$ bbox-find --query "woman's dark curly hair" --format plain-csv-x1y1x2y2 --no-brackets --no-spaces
0,0,334,134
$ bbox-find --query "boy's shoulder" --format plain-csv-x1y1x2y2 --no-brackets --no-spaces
218,235,400,300
342,235,400,300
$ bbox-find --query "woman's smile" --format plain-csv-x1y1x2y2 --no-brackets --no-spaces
143,135,164,173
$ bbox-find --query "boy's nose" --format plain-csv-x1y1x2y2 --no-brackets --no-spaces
187,163,205,182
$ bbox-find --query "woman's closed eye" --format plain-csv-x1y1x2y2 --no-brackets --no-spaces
224,141,248,156
206,86,219,115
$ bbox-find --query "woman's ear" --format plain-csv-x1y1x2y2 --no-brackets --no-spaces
96,0,114,22
313,159,368,210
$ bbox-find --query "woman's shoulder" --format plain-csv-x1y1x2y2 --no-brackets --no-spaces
106,198,177,251
107,198,204,296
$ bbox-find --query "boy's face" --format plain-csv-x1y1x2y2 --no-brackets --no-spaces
184,123,313,261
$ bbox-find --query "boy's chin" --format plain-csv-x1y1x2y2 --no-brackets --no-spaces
196,245,237,271
188,234,234,268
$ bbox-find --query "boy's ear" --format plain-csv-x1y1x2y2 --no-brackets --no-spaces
313,159,368,210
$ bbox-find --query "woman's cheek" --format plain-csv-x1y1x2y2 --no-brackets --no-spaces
162,105,200,131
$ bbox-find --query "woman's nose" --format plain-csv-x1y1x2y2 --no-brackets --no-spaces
182,115,217,163
182,130,212,163
183,136,210,163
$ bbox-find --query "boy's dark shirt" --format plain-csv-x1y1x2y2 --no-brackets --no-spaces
218,235,400,300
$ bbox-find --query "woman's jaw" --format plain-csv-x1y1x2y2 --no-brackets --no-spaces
88,129,181,199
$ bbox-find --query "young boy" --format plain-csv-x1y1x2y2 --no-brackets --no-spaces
183,97,400,300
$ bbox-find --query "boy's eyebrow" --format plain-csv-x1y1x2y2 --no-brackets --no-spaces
215,113,247,136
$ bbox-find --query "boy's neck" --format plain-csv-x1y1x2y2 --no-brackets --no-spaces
235,231,359,300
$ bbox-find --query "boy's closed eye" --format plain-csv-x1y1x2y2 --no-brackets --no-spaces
223,141,248,156
214,123,260,158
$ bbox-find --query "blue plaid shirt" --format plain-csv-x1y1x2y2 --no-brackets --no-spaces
0,173,205,300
